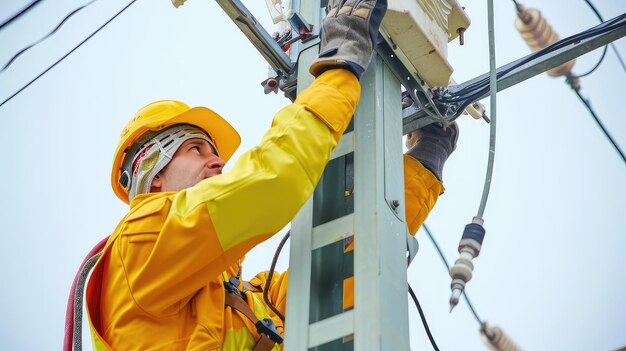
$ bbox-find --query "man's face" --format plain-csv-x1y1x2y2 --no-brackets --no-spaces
151,138,225,193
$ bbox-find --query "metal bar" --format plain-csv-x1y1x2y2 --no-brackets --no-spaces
308,310,355,348
283,2,321,348
215,0,294,74
353,55,410,350
285,197,315,350
312,214,354,250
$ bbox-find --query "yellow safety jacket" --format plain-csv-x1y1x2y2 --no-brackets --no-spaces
85,69,443,350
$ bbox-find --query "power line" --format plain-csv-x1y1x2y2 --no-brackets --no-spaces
0,0,43,31
0,0,139,109
1,0,99,74
573,0,626,78
566,78,626,165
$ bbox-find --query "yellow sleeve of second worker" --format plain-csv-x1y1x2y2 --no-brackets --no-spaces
125,70,360,315
404,154,444,234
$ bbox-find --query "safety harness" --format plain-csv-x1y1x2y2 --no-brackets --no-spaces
222,274,284,351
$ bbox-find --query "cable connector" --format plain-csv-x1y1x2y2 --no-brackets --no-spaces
449,217,485,312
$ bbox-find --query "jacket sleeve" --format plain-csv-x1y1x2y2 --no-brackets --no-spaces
126,70,360,315
404,154,444,235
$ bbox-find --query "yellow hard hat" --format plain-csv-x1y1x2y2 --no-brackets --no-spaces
111,100,241,204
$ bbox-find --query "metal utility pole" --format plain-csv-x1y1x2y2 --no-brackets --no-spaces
284,0,411,349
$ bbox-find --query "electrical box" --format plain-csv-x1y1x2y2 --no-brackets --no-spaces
381,0,471,87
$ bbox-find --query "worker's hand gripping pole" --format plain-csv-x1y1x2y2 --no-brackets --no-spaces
449,216,485,312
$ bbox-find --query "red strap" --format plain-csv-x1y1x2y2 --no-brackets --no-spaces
63,236,109,351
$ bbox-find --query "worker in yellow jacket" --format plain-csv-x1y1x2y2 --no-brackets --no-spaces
85,0,458,349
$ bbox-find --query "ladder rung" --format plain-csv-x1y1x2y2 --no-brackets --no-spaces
330,131,354,160
308,310,354,348
312,213,354,250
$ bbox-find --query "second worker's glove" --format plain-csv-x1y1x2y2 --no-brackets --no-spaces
406,122,459,182
310,0,388,78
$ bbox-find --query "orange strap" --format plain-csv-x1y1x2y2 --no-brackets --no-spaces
224,292,261,325
224,291,278,351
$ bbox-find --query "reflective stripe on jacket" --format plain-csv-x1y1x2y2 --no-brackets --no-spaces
85,69,443,350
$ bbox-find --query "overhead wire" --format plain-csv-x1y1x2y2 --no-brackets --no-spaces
0,0,44,31
0,0,139,109
572,0,626,78
566,79,626,164
1,0,99,74
565,0,626,164
436,14,626,107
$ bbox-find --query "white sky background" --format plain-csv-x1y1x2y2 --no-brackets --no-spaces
0,0,624,350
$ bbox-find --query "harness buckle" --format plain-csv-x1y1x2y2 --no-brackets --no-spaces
224,277,246,301
255,318,284,344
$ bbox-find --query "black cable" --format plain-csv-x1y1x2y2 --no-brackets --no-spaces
438,14,626,104
611,42,626,74
572,0,625,78
408,284,440,351
566,78,626,165
0,0,43,31
586,0,626,75
263,230,290,322
1,0,98,74
0,0,139,109
422,223,483,325
571,45,607,79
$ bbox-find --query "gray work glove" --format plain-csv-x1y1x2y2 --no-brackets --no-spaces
310,0,388,78
406,122,459,182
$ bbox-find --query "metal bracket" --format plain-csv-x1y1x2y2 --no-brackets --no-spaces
218,2,625,131
215,0,294,75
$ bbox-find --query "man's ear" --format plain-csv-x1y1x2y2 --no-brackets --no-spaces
150,174,162,192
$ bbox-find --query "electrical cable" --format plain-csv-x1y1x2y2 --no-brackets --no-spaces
447,14,622,103
0,0,43,31
571,0,626,78
611,42,626,74
437,14,626,106
571,44,607,79
0,0,139,109
408,284,440,351
566,78,626,164
1,0,98,74
433,14,625,119
263,230,290,322
477,0,498,219
422,223,483,324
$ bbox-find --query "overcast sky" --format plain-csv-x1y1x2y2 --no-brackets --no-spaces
0,0,625,350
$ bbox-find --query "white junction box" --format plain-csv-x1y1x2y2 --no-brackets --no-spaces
381,0,471,87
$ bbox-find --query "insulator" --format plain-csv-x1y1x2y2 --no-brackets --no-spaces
481,324,522,351
515,3,575,77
